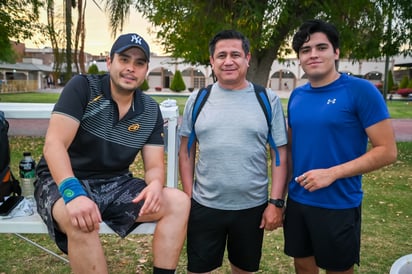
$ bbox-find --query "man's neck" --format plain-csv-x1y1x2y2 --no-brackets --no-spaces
217,80,249,91
310,71,341,88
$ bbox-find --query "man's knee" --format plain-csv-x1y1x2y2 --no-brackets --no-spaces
164,188,190,217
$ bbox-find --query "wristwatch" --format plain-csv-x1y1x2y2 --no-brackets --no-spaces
269,198,285,208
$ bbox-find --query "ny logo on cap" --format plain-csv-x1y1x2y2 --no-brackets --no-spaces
131,34,142,45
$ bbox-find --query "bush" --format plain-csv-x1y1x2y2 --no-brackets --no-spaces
396,77,412,97
399,76,409,89
170,70,186,92
139,79,149,91
87,64,99,74
397,88,412,97
387,70,395,92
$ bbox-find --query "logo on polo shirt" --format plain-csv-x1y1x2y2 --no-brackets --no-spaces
128,123,140,132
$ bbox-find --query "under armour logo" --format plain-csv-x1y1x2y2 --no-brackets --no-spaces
327,98,336,104
130,34,142,45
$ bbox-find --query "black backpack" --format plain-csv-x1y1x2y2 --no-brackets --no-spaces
0,111,21,202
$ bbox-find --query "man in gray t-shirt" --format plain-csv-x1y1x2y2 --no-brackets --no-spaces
179,29,288,274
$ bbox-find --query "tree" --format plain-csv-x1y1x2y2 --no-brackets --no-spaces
45,1,66,85
64,0,76,81
170,70,186,92
74,0,103,74
74,0,86,74
104,0,411,88
0,0,43,62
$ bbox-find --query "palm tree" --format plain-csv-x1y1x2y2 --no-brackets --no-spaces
65,0,75,80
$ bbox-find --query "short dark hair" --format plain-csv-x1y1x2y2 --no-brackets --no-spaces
208,30,250,56
292,19,340,56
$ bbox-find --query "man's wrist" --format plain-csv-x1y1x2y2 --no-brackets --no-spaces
268,198,285,208
58,177,88,204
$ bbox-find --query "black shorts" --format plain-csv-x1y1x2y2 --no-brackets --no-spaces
34,172,147,254
186,199,266,273
283,198,361,271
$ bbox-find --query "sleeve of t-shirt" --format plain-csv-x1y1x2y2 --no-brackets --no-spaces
267,88,288,146
52,75,90,122
146,107,165,145
178,91,198,137
352,80,390,129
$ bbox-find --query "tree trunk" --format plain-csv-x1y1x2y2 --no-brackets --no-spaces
65,0,73,81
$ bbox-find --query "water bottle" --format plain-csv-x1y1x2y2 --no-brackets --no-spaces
19,152,36,198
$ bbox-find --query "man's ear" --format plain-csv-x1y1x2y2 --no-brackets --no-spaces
334,48,340,60
106,56,112,69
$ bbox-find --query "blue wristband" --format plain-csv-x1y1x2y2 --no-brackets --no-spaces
58,177,87,204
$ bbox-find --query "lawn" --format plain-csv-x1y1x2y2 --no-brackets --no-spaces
0,91,411,273
0,137,411,273
1,90,411,118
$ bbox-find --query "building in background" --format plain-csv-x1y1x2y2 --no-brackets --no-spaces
1,42,411,94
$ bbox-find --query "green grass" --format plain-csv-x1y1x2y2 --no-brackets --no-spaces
0,92,61,103
1,91,411,118
0,91,411,273
1,137,411,273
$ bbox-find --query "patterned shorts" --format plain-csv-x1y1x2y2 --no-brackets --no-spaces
34,172,147,254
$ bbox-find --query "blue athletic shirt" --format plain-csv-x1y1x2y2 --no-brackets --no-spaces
287,73,390,209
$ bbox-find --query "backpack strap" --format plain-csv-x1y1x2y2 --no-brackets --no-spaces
252,84,280,166
187,84,212,156
187,83,280,166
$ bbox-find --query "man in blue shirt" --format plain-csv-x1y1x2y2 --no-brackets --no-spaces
284,19,397,274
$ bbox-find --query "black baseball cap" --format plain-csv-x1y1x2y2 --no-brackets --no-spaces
110,33,150,61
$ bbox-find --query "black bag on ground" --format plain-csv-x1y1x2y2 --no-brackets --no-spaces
0,111,21,202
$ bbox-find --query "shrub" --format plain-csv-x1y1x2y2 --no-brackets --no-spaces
139,79,149,91
396,88,412,97
88,64,99,74
387,70,395,92
399,76,409,89
396,77,412,97
170,70,186,92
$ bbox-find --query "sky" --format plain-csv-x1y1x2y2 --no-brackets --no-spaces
24,4,164,56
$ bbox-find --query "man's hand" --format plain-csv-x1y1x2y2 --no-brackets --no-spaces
65,196,102,233
132,182,164,216
260,205,284,231
295,169,335,192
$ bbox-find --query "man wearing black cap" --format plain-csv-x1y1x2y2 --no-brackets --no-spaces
34,33,190,274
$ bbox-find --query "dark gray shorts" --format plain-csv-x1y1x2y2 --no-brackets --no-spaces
187,199,266,272
34,172,147,254
283,198,361,271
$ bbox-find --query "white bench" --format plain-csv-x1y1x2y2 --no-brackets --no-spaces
0,101,179,262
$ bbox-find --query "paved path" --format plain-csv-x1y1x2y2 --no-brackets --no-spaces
7,118,412,141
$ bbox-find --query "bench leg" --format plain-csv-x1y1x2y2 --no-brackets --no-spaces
13,233,69,263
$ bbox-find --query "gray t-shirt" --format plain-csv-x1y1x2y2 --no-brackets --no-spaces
179,82,287,210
